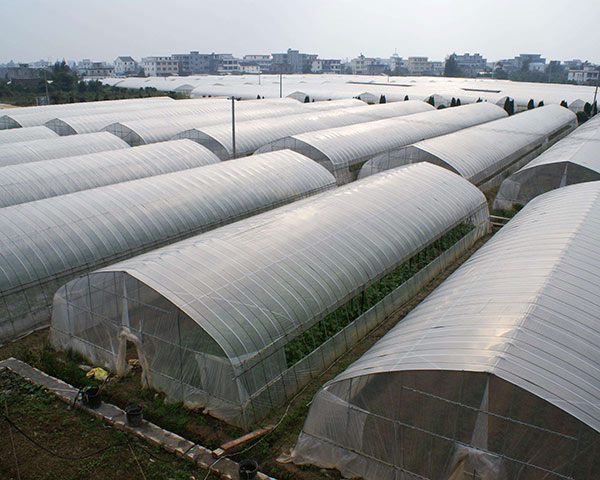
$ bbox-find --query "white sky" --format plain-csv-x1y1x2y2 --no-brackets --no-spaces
2,0,599,64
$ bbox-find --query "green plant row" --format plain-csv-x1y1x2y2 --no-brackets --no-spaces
284,223,474,367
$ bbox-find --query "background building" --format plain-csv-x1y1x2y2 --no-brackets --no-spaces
114,56,137,75
141,56,178,76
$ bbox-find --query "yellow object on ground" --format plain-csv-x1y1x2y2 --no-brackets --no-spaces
86,367,109,381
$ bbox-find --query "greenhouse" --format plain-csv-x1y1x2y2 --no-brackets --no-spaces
101,98,339,146
0,125,58,144
173,100,433,159
0,132,129,167
0,139,220,208
291,181,600,480
493,114,600,210
0,96,174,129
45,97,309,136
50,162,489,428
258,102,507,184
358,104,577,190
0,150,335,343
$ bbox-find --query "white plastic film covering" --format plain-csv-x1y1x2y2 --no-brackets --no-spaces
0,125,58,144
0,150,335,343
494,114,600,210
0,139,220,208
0,97,174,129
175,100,433,159
51,162,489,427
48,97,307,137
293,181,600,480
260,102,507,185
359,105,577,188
0,132,130,167
102,99,313,146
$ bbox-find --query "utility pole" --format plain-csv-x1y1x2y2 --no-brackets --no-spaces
279,63,283,98
231,96,236,158
43,69,50,105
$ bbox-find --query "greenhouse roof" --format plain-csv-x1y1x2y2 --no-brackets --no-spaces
330,181,600,432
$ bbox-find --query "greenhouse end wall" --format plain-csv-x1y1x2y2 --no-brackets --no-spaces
292,372,599,480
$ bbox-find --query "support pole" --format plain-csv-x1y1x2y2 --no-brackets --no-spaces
231,96,236,158
279,64,283,98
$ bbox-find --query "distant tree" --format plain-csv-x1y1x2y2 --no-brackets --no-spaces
379,94,386,104
444,54,463,77
527,99,535,110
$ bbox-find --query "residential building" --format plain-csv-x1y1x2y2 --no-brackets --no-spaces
271,48,317,74
114,56,137,75
568,65,599,84
430,61,444,76
141,56,178,76
453,53,487,76
79,62,114,78
0,63,42,81
350,54,386,75
216,54,241,74
407,56,430,75
240,61,260,74
389,53,407,72
172,51,218,75
311,58,342,74
243,55,272,72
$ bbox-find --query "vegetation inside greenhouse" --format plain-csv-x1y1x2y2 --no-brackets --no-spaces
284,223,474,367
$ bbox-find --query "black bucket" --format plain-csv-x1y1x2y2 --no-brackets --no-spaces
126,404,144,427
82,386,101,409
238,459,258,480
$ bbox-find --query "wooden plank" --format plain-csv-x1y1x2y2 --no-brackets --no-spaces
212,425,275,458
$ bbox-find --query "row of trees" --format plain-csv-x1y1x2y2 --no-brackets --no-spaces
0,61,183,106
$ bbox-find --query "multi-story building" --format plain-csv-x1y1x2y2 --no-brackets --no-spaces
311,58,342,74
271,48,317,74
407,56,430,75
350,54,386,75
240,61,260,74
0,63,42,81
141,56,178,76
243,55,272,72
172,51,217,75
453,53,487,76
79,62,114,78
114,56,137,75
216,54,241,74
430,61,444,76
389,53,407,72
568,65,599,84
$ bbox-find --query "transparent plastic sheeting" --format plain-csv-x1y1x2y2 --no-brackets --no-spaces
0,150,335,343
0,125,58,144
0,96,175,129
258,102,507,185
102,98,361,146
494,114,600,210
292,182,600,480
51,162,489,427
359,104,578,189
176,100,433,160
0,132,130,168
47,97,310,137
0,139,220,208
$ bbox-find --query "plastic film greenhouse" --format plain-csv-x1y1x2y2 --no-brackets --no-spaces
0,125,58,144
0,131,130,167
494,114,600,210
0,150,335,343
173,100,433,159
50,162,489,428
102,99,312,146
0,96,174,129
256,102,507,184
291,181,600,480
358,104,577,188
0,139,220,208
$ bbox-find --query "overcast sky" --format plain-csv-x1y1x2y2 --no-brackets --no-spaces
2,0,599,64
